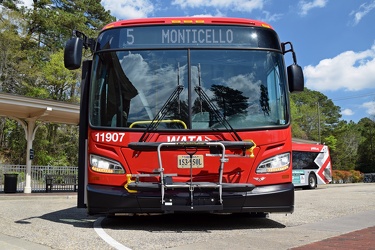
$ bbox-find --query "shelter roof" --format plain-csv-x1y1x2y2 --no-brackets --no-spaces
0,93,79,125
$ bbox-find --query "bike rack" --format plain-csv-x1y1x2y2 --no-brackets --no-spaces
127,140,255,212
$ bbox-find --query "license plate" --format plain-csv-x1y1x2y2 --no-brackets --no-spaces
177,155,204,168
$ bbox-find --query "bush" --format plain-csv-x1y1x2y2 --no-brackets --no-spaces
332,170,363,183
350,170,363,183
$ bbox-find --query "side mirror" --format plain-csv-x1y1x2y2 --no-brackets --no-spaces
287,64,304,92
64,37,83,70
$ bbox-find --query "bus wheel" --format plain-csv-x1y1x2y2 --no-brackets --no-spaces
307,173,317,189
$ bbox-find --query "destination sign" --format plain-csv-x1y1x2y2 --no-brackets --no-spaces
96,25,280,50
161,28,233,44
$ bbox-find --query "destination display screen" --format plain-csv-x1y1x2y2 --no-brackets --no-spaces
96,25,281,50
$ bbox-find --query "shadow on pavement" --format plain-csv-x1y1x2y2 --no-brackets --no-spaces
15,207,98,229
101,213,286,232
16,206,286,232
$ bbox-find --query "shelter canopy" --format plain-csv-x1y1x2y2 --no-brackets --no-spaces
0,93,79,125
0,93,80,193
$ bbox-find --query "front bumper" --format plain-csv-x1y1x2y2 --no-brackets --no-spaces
86,182,294,215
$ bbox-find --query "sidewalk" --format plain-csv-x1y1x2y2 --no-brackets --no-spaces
0,233,52,250
0,191,77,198
0,192,77,249
170,210,375,250
291,210,375,250
292,226,375,250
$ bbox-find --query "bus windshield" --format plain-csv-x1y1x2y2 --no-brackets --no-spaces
89,26,288,130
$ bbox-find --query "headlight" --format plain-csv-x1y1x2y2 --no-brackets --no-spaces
256,153,290,173
90,154,125,174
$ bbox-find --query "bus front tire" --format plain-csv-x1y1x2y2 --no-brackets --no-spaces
306,173,317,189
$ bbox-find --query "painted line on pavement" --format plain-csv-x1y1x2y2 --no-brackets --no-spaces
94,216,132,250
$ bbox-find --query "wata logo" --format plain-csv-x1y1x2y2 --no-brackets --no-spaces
253,177,266,182
167,135,212,142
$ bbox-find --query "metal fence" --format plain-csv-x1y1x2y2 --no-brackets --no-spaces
0,165,78,193
363,173,375,183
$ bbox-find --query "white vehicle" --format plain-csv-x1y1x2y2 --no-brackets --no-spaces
292,140,332,189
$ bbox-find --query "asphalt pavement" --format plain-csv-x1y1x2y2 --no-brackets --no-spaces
0,184,374,250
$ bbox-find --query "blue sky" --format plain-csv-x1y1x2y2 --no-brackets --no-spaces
22,1,375,123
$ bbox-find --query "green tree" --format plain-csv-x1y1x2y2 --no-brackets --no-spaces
0,1,115,166
333,120,361,170
33,123,79,166
19,0,115,51
323,135,337,151
1,0,115,98
290,98,308,139
0,119,26,164
41,50,80,102
356,118,375,173
290,88,341,143
0,7,32,94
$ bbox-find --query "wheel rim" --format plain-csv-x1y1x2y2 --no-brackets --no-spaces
309,175,316,187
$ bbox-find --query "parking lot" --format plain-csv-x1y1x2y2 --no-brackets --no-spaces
0,183,374,249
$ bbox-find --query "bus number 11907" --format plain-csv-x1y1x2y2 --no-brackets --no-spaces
94,132,125,143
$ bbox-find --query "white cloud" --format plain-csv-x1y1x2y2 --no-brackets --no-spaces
350,0,375,25
303,43,375,91
191,14,215,17
362,101,375,116
298,0,328,16
17,0,33,8
171,0,264,13
101,0,155,20
261,11,283,23
341,108,354,116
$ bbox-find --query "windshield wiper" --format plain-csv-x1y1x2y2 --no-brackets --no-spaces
195,64,242,141
194,85,242,141
139,64,183,142
138,85,184,142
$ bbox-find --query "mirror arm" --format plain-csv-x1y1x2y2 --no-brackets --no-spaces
72,30,95,53
282,42,297,65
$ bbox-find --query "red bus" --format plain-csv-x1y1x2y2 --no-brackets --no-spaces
64,17,304,215
292,140,332,189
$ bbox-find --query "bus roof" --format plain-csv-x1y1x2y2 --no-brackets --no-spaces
102,17,273,30
292,138,328,152
292,142,326,152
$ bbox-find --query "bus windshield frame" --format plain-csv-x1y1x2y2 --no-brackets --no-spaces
89,25,289,131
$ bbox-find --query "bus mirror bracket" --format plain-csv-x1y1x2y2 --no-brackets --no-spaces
282,42,304,92
64,30,95,70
